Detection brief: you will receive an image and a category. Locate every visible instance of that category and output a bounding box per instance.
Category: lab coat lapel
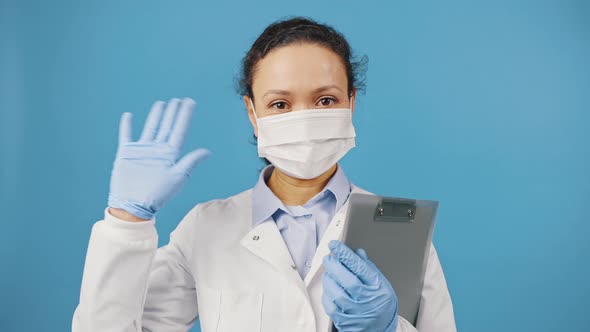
[239,220,306,291]
[303,196,351,286]
[303,185,368,287]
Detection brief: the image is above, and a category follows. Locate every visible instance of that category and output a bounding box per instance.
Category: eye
[317,97,338,107]
[270,101,288,110]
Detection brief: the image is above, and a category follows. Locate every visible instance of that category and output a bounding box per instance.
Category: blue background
[1,0,589,331]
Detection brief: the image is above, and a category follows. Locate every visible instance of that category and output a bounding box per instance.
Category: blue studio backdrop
[1,0,589,331]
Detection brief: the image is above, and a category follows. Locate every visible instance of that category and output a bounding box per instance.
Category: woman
[73,17,456,332]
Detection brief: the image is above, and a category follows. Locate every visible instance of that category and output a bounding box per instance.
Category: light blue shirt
[252,164,352,280]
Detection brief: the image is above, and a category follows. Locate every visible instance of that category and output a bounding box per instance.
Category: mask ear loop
[249,98,259,120]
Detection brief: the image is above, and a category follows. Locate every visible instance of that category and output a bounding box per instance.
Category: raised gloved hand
[107,98,211,220]
[322,240,398,332]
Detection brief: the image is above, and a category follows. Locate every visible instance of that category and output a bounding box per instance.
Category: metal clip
[374,197,417,223]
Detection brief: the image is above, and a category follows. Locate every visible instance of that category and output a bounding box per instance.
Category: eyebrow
[262,84,344,99]
[263,89,290,98]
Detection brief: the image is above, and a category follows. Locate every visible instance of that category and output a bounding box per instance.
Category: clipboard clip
[374,197,416,223]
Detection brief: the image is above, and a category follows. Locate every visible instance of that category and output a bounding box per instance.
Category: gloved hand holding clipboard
[327,193,439,331]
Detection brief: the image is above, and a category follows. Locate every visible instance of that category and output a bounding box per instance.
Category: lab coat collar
[251,165,283,226]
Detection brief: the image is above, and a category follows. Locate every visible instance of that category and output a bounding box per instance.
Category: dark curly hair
[236,16,368,101]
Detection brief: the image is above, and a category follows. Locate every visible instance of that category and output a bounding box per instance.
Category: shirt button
[305,259,312,267]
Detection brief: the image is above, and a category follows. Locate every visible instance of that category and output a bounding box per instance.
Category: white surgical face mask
[250,98,356,179]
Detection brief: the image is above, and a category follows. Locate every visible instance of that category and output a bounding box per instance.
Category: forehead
[251,43,348,95]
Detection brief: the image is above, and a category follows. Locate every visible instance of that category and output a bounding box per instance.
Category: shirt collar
[251,164,351,227]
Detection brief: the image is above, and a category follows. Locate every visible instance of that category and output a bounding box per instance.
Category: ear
[350,88,357,114]
[243,95,258,137]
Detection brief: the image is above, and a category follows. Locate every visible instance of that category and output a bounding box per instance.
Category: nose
[292,103,315,111]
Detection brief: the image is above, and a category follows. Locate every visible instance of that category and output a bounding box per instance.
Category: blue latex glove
[322,240,398,332]
[108,98,210,220]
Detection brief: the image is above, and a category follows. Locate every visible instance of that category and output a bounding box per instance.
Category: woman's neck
[267,164,338,206]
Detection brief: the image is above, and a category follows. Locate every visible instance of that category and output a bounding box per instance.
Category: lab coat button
[252,235,260,241]
[291,264,297,270]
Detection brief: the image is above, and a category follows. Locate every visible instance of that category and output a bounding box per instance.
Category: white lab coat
[72,185,456,332]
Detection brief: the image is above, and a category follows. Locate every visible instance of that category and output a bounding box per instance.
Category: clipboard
[332,193,439,329]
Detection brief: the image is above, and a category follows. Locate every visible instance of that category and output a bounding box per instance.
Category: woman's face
[244,43,356,137]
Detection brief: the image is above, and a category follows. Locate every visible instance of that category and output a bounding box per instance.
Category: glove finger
[362,257,382,278]
[355,248,384,282]
[329,240,379,286]
[139,101,165,142]
[322,272,356,314]
[168,98,195,149]
[355,248,369,260]
[321,288,340,316]
[118,112,133,145]
[174,148,211,176]
[322,254,363,298]
[322,292,354,330]
[155,98,180,142]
